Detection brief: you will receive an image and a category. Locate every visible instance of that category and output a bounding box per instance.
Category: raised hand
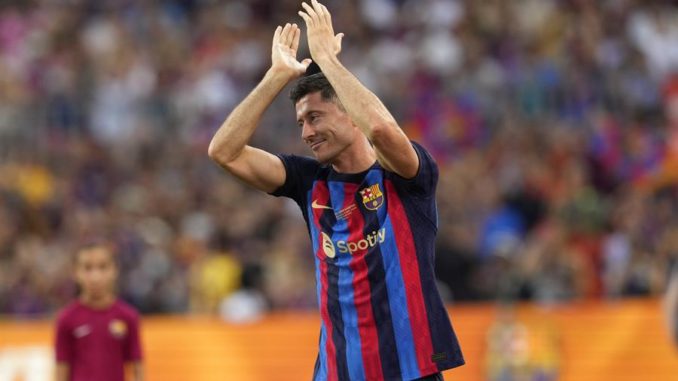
[271,23,312,80]
[298,0,344,65]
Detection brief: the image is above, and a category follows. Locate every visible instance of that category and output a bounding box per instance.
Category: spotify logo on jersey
[321,228,387,258]
[321,232,336,258]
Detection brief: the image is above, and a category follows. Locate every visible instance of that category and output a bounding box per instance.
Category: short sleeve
[269,154,320,203]
[54,316,73,364]
[390,141,439,197]
[124,313,143,362]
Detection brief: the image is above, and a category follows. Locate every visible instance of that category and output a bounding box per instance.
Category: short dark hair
[289,73,342,107]
[73,239,117,265]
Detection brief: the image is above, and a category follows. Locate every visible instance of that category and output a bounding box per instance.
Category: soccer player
[208,1,464,380]
[54,242,143,381]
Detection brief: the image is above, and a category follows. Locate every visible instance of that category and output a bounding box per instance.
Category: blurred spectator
[0,0,677,316]
[219,262,267,324]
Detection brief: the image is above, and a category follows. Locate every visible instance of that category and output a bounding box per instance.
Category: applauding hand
[271,23,312,80]
[298,0,344,65]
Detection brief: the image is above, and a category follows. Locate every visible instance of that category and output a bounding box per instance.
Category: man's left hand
[298,0,344,65]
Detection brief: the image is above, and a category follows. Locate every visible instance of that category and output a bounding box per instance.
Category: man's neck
[330,139,377,174]
[79,294,116,310]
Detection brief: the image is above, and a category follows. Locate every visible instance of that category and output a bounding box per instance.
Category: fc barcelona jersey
[272,142,464,381]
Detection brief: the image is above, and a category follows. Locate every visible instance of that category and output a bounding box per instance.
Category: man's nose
[301,121,315,140]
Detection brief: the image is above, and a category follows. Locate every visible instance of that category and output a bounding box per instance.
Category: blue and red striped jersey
[272,142,464,381]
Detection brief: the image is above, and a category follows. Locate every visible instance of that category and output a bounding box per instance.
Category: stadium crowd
[1,0,677,316]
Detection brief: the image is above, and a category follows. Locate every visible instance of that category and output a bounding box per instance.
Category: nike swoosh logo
[311,200,332,210]
[73,325,92,338]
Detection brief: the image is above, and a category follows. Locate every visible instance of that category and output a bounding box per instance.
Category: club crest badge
[360,184,384,211]
[109,319,128,338]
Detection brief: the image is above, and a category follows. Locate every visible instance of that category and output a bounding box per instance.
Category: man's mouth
[310,139,326,151]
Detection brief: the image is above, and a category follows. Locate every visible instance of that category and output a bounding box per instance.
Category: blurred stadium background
[1,0,678,380]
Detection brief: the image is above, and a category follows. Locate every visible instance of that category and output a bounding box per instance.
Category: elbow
[207,140,220,161]
[368,120,399,144]
[208,139,243,171]
[207,140,233,166]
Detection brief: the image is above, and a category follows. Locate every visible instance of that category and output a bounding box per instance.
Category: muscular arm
[299,0,419,179]
[208,23,311,193]
[208,69,291,193]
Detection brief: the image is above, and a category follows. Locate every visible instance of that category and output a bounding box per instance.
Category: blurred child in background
[665,266,678,347]
[54,242,143,381]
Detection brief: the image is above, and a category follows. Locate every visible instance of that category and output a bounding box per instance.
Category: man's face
[296,92,357,164]
[74,247,117,299]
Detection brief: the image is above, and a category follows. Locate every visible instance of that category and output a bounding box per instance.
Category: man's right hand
[271,23,312,80]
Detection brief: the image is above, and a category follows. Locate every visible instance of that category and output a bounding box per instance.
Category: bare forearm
[299,0,419,178]
[130,362,144,381]
[208,69,291,164]
[315,56,399,139]
[56,364,69,381]
[316,55,418,177]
